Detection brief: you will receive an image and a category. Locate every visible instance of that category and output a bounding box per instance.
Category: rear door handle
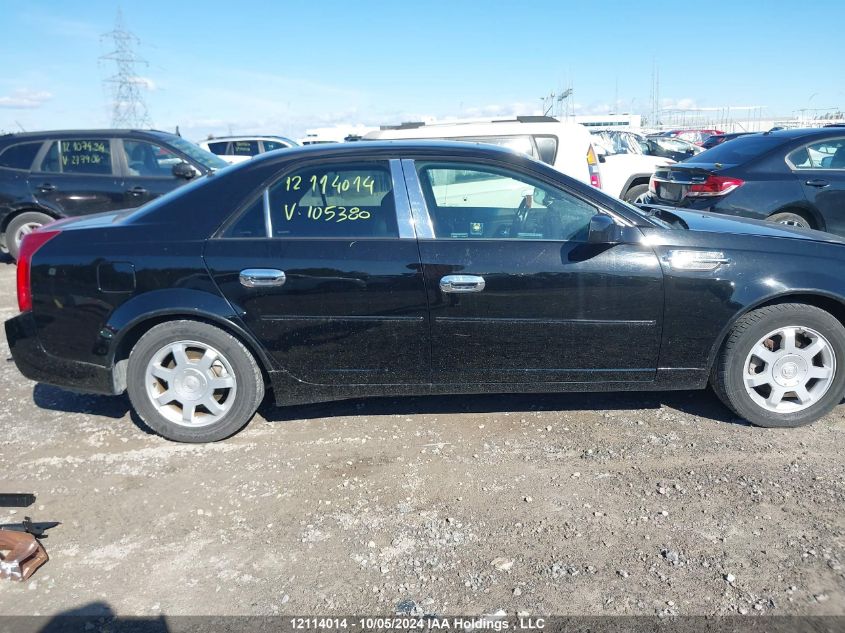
[805,179,829,188]
[239,268,286,288]
[126,186,148,195]
[439,274,486,293]
[36,183,55,192]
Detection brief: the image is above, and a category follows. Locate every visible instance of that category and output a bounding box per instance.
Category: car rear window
[692,135,784,165]
[0,142,42,170]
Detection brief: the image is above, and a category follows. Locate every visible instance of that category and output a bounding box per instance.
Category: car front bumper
[5,312,117,395]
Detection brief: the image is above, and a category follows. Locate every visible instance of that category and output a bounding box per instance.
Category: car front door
[204,159,430,386]
[118,139,194,207]
[788,137,845,236]
[29,138,124,215]
[405,158,664,384]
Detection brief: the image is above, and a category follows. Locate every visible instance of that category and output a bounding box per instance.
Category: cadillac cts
[7,141,845,442]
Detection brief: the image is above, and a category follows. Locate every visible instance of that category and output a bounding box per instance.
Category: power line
[99,8,151,128]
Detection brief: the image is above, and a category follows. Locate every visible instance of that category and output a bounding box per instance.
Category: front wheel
[126,321,264,442]
[711,304,845,427]
[6,211,54,260]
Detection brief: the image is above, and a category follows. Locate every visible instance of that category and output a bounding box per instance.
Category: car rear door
[787,137,845,235]
[203,158,430,386]
[28,138,124,216]
[404,157,664,384]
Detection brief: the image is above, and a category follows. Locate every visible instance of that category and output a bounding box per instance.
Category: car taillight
[687,175,744,197]
[586,145,602,189]
[17,230,60,312]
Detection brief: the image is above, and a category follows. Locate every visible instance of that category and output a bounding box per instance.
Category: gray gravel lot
[0,256,842,617]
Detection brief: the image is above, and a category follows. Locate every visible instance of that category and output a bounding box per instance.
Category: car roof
[202,135,293,142]
[757,127,845,140]
[0,129,178,142]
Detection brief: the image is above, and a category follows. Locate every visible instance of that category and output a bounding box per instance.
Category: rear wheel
[126,321,264,442]
[623,183,650,204]
[711,304,845,427]
[6,211,54,260]
[767,211,812,229]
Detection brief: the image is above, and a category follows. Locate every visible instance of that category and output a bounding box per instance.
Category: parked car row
[9,140,845,442]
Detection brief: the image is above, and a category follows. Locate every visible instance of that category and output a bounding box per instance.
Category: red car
[660,129,724,146]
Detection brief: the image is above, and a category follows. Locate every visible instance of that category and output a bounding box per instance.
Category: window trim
[785,136,845,171]
[214,157,409,240]
[403,156,626,243]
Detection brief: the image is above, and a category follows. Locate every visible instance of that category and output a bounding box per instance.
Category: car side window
[223,162,398,239]
[789,139,845,169]
[40,140,113,175]
[262,140,287,152]
[0,142,42,170]
[231,140,260,157]
[416,162,597,241]
[123,140,181,178]
[207,141,230,155]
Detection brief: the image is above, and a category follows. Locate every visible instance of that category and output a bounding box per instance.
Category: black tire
[767,211,812,229]
[6,211,55,260]
[711,303,845,428]
[126,320,264,442]
[623,183,650,203]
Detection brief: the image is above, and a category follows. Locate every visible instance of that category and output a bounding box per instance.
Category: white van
[363,116,602,188]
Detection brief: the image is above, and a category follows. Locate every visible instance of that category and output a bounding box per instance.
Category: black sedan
[646,127,845,233]
[7,141,845,442]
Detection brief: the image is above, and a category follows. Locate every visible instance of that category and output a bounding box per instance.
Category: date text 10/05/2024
[289,617,546,631]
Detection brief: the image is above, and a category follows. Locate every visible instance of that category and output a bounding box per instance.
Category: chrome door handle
[805,179,829,188]
[239,268,286,288]
[439,274,485,293]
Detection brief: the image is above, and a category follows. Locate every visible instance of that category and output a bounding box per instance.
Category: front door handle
[36,183,55,192]
[239,268,286,288]
[805,179,829,188]
[126,186,148,196]
[439,274,486,293]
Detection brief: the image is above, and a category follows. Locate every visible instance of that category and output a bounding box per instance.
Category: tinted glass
[268,162,397,238]
[262,140,287,152]
[224,195,267,238]
[534,136,558,165]
[417,162,597,241]
[231,140,260,156]
[788,138,845,169]
[59,139,112,175]
[123,140,181,177]
[207,142,229,155]
[0,142,42,170]
[40,142,60,172]
[692,135,784,165]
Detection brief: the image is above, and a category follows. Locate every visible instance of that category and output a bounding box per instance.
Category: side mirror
[587,214,622,244]
[172,162,195,179]
[598,154,607,163]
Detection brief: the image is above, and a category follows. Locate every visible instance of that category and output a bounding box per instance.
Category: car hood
[643,205,845,245]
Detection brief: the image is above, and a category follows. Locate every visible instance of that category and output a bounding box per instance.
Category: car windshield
[690,135,784,165]
[159,135,229,171]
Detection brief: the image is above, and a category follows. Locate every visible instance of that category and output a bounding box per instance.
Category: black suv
[646,127,845,234]
[0,129,229,259]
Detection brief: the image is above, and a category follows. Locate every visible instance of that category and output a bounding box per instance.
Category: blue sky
[0,0,843,141]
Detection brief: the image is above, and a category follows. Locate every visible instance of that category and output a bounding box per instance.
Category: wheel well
[708,293,845,372]
[624,177,650,195]
[111,314,272,394]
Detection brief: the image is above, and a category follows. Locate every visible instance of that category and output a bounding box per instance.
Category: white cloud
[129,76,156,91]
[0,88,53,109]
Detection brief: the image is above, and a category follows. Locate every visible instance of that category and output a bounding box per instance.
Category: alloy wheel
[743,325,835,413]
[144,340,238,427]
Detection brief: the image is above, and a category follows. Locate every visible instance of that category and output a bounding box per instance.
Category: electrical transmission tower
[100,9,151,128]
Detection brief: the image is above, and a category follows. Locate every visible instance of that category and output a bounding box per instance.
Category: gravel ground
[0,255,843,618]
